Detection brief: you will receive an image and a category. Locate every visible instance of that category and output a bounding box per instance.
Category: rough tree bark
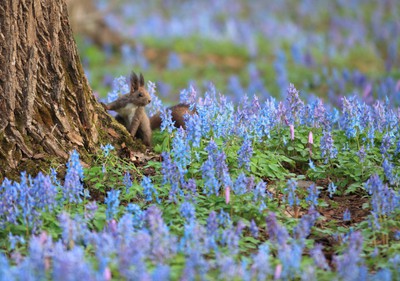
[0,0,143,181]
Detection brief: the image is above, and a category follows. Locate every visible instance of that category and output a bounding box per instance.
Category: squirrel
[150,103,195,130]
[105,72,152,146]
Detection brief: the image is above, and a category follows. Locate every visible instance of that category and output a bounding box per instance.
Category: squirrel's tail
[150,113,162,130]
[150,103,194,130]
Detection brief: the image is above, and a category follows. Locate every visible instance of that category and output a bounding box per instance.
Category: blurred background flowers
[66,0,400,106]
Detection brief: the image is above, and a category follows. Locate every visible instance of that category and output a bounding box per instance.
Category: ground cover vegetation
[1,0,400,280]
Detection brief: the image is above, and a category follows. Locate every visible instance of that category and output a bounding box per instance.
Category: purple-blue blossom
[123,172,133,191]
[320,130,338,164]
[249,219,259,238]
[180,201,196,222]
[265,212,289,245]
[250,243,271,280]
[126,203,145,229]
[286,83,304,124]
[172,127,191,175]
[147,80,164,117]
[0,172,58,232]
[382,158,398,185]
[305,184,319,207]
[106,76,129,103]
[233,173,249,195]
[145,206,177,263]
[284,179,299,207]
[365,174,399,216]
[100,143,114,157]
[179,85,197,105]
[142,176,160,203]
[201,156,219,196]
[206,211,218,237]
[185,113,202,147]
[357,145,367,162]
[253,180,266,202]
[238,136,253,171]
[343,208,351,222]
[218,210,232,228]
[334,231,364,281]
[63,150,84,204]
[328,182,337,198]
[293,208,319,240]
[310,244,330,270]
[105,189,120,221]
[84,201,98,220]
[160,108,175,133]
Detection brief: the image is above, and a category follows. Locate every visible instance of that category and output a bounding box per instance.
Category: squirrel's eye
[138,93,143,97]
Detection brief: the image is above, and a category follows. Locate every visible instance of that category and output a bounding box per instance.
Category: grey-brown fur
[150,103,195,130]
[106,72,152,146]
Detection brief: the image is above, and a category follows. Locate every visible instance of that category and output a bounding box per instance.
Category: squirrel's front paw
[100,102,109,110]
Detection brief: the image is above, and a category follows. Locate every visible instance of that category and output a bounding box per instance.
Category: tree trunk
[0,0,142,181]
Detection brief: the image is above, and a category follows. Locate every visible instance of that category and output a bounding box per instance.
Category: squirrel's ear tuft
[130,71,139,91]
[139,73,145,87]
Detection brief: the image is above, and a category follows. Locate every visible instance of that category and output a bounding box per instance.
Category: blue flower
[52,242,96,280]
[380,132,393,156]
[63,150,84,204]
[142,176,160,203]
[328,182,337,198]
[308,159,316,170]
[84,201,97,220]
[357,145,366,162]
[123,172,133,191]
[233,173,250,195]
[161,152,181,186]
[250,243,271,280]
[185,113,202,147]
[167,52,182,70]
[218,210,231,228]
[106,76,129,103]
[320,130,338,164]
[105,189,120,221]
[145,206,177,263]
[278,241,303,279]
[343,208,351,222]
[172,128,191,175]
[8,233,25,250]
[206,211,218,237]
[180,201,196,223]
[365,174,399,216]
[293,208,319,240]
[334,231,364,281]
[382,158,398,185]
[147,81,164,117]
[284,179,299,207]
[238,137,253,171]
[285,83,304,124]
[341,96,361,138]
[265,212,289,245]
[305,184,319,207]
[310,244,330,270]
[100,143,114,157]
[152,264,171,281]
[179,85,197,105]
[253,180,266,202]
[160,108,175,133]
[249,219,259,238]
[126,203,145,229]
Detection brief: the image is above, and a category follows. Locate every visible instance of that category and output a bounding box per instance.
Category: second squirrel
[150,103,195,130]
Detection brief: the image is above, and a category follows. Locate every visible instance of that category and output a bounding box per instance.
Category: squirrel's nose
[148,99,151,104]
